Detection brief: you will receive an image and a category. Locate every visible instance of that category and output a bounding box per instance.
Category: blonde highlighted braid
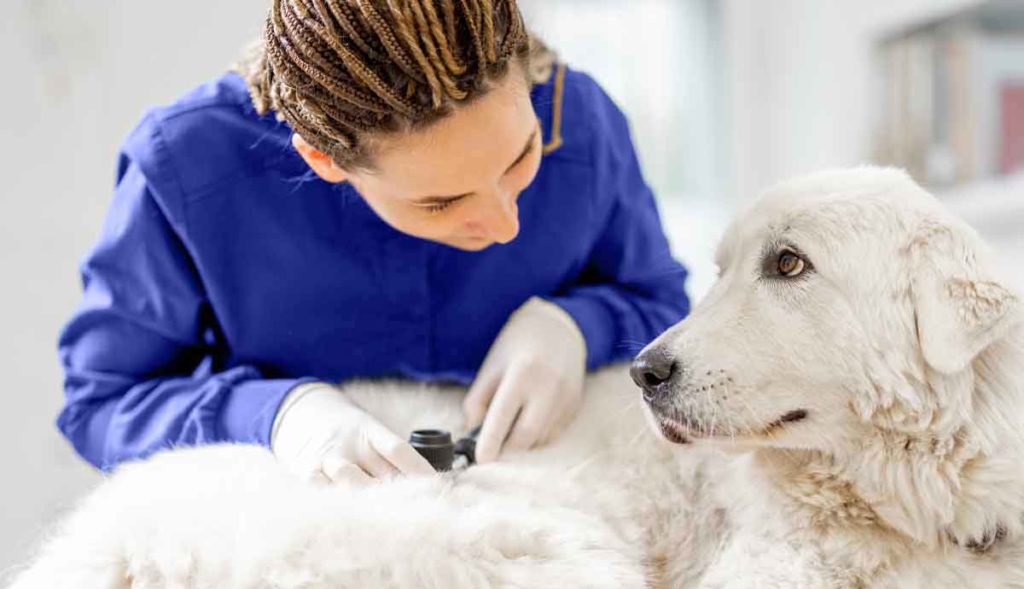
[235,0,555,169]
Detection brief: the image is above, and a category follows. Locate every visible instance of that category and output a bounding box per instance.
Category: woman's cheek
[507,152,542,193]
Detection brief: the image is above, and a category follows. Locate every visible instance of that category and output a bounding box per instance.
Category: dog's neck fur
[752,325,1024,577]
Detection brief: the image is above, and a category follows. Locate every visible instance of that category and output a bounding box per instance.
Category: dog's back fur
[6,369,729,589]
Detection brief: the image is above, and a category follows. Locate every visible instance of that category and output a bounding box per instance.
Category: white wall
[0,0,263,571]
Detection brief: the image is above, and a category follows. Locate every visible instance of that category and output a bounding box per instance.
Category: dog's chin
[651,408,809,445]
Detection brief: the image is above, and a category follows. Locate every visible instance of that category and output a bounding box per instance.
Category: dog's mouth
[655,409,808,445]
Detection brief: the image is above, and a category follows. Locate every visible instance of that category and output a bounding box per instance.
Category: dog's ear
[909,218,1019,374]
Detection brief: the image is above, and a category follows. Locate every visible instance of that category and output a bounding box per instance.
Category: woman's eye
[777,251,807,278]
[423,197,465,214]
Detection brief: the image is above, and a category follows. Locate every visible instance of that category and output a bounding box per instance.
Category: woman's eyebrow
[412,127,539,205]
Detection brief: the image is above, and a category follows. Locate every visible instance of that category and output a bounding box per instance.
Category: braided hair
[236,0,546,169]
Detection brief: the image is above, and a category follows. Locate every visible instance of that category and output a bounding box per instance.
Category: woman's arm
[57,157,313,470]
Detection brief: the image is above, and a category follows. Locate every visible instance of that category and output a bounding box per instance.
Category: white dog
[633,167,1024,587]
[7,168,1023,588]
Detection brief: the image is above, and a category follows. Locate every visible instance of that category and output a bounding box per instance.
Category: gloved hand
[463,297,587,464]
[271,383,435,485]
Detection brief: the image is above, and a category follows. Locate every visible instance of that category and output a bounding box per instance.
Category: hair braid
[308,0,422,116]
[414,0,466,77]
[324,0,382,61]
[355,0,425,82]
[276,82,358,150]
[476,0,497,63]
[440,0,459,55]
[237,0,532,168]
[385,1,446,107]
[279,1,344,78]
[265,34,378,150]
[402,0,467,101]
[496,0,525,63]
[456,0,487,73]
[271,7,386,114]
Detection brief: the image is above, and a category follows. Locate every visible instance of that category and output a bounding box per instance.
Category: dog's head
[634,167,1020,453]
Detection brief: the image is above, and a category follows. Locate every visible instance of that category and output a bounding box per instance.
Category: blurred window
[521,0,723,203]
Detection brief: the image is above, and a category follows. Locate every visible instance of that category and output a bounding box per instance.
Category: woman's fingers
[502,394,555,453]
[474,376,526,464]
[320,452,374,487]
[318,428,434,485]
[543,390,583,445]
[367,424,436,476]
[358,445,401,479]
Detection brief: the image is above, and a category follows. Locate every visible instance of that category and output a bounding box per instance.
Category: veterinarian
[57,0,689,484]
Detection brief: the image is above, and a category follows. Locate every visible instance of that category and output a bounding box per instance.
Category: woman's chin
[441,236,495,252]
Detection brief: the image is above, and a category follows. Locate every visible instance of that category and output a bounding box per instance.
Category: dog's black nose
[631,348,678,404]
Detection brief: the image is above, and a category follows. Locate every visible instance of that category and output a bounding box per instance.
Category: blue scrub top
[57,65,690,470]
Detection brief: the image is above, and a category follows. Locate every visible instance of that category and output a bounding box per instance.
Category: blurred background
[1,0,1022,573]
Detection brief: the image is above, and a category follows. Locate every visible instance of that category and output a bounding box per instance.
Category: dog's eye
[777,251,806,278]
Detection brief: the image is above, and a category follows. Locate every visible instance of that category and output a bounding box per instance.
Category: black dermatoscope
[409,427,482,471]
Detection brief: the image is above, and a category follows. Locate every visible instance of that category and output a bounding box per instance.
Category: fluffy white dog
[633,167,1024,587]
[7,168,1023,588]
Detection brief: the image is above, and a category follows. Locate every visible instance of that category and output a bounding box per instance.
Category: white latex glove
[463,297,587,464]
[271,383,435,486]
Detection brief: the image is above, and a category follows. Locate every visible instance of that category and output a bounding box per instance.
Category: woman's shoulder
[120,72,297,202]
[531,64,632,167]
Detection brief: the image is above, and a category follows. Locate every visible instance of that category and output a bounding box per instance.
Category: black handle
[454,426,482,465]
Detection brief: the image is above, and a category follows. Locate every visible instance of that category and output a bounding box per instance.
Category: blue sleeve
[57,154,313,471]
[544,84,690,369]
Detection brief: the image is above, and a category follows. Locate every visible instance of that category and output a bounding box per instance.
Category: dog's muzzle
[630,347,678,406]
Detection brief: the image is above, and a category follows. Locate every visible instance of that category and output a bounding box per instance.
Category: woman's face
[298,68,543,252]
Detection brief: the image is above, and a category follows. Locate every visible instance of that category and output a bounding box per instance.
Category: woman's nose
[477,192,520,244]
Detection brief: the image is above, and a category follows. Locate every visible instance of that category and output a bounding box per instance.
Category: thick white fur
[6,167,1023,588]
[5,369,724,589]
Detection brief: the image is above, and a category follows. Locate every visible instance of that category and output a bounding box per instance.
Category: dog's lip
[769,409,808,428]
[656,409,808,441]
[657,420,691,445]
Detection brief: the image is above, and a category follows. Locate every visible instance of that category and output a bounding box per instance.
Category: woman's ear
[292,134,348,183]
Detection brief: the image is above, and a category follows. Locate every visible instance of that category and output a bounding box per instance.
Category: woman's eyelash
[427,200,457,214]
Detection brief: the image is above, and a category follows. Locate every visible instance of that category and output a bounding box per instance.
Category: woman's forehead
[366,80,538,198]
